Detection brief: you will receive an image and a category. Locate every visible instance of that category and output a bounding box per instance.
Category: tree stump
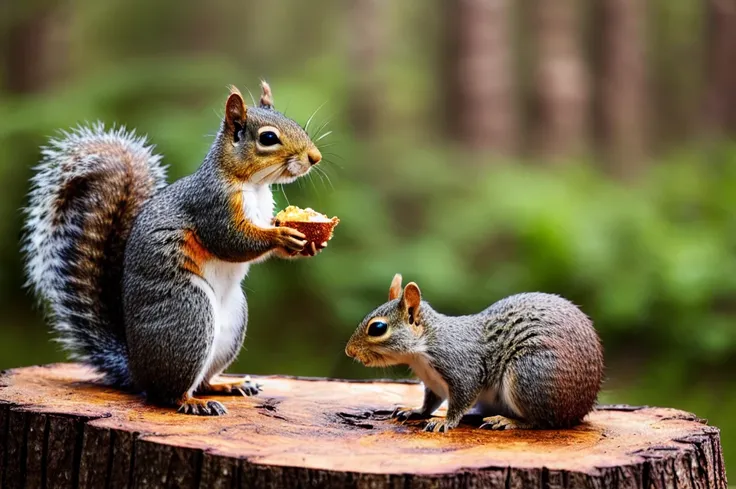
[0,364,727,489]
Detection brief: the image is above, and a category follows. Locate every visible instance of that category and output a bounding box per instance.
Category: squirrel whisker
[315,130,333,143]
[243,85,257,106]
[25,83,331,416]
[278,184,290,206]
[312,165,334,190]
[345,276,604,432]
[307,168,324,189]
[304,101,328,134]
[312,116,335,142]
[267,165,292,185]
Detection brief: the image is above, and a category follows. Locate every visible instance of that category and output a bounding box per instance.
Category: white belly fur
[409,354,450,400]
[187,183,274,393]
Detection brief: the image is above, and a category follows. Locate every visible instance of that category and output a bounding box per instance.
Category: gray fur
[122,159,253,403]
[346,285,604,432]
[23,123,166,387]
[24,87,321,412]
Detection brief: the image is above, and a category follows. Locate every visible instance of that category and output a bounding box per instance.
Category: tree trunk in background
[702,0,736,138]
[597,0,647,178]
[444,0,517,154]
[1,3,69,93]
[532,0,589,160]
[347,0,388,137]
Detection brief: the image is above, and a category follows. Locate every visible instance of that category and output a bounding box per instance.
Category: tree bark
[596,0,648,178]
[443,0,517,154]
[347,0,388,137]
[702,0,736,138]
[1,2,70,94]
[532,0,589,159]
[0,364,728,489]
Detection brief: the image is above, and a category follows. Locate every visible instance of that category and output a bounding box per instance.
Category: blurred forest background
[1,0,735,470]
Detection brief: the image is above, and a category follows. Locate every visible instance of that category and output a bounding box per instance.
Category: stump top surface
[0,364,719,476]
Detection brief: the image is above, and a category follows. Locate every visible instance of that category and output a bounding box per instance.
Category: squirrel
[345,274,604,433]
[23,81,327,416]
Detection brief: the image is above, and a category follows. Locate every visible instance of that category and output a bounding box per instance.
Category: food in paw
[273,206,339,255]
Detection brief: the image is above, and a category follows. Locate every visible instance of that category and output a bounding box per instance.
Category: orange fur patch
[228,190,248,233]
[181,230,212,276]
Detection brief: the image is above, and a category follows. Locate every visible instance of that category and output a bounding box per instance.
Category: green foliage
[0,60,733,468]
[247,144,736,466]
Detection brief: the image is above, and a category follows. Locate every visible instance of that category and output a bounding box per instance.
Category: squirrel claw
[479,415,523,430]
[303,241,328,257]
[392,407,425,423]
[275,227,308,254]
[424,419,448,433]
[198,377,262,397]
[177,400,228,416]
[234,380,262,397]
[305,242,318,256]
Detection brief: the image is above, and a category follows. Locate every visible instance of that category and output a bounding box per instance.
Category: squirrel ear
[259,80,274,109]
[402,282,421,324]
[225,86,247,136]
[389,273,402,301]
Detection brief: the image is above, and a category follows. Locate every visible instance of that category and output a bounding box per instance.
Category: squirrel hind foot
[479,415,532,430]
[176,396,228,416]
[198,377,262,397]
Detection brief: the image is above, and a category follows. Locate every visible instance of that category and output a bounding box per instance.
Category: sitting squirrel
[345,274,604,432]
[24,82,326,415]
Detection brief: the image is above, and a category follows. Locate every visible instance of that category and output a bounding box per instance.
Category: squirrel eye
[258,131,281,146]
[367,321,388,337]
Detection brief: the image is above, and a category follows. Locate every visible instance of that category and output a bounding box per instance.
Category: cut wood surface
[0,363,728,488]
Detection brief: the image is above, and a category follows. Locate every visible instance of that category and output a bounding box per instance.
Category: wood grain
[0,364,727,488]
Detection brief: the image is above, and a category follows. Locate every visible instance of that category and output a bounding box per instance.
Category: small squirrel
[345,274,604,432]
[24,81,326,415]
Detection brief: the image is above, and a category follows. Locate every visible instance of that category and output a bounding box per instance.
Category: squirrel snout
[345,344,357,358]
[307,148,322,165]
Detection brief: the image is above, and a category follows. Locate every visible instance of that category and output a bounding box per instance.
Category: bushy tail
[23,123,167,387]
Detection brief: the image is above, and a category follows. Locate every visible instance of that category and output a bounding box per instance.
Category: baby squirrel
[345,274,604,432]
[24,82,326,416]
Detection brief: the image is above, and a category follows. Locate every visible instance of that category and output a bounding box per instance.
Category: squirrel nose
[307,148,322,166]
[345,345,356,358]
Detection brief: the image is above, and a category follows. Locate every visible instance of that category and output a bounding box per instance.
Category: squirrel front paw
[177,398,228,416]
[273,227,307,255]
[301,240,329,257]
[392,407,430,422]
[234,379,262,396]
[424,418,455,433]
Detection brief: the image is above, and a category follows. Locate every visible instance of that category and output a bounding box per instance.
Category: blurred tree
[702,0,736,138]
[648,0,704,149]
[596,0,648,178]
[347,0,388,137]
[1,1,70,93]
[532,0,589,159]
[443,0,517,154]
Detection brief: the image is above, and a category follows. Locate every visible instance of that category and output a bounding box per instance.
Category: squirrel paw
[392,407,429,423]
[177,398,228,416]
[234,380,262,397]
[423,418,451,433]
[199,376,262,397]
[302,241,328,257]
[274,227,307,255]
[479,415,526,430]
